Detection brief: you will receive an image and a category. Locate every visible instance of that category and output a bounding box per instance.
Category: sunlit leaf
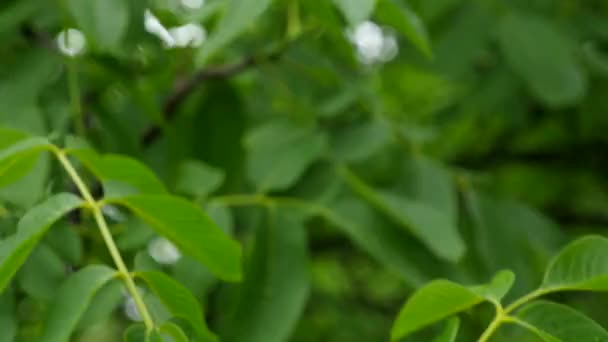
[106,195,241,281]
[515,300,608,341]
[69,149,167,196]
[542,235,608,291]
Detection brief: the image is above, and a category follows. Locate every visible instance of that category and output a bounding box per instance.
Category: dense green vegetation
[1,0,608,341]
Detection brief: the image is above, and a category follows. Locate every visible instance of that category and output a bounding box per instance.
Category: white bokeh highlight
[56,29,86,57]
[148,237,182,265]
[168,23,206,48]
[123,296,142,322]
[347,21,399,65]
[144,9,176,47]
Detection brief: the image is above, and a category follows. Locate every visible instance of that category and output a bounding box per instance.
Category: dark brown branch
[141,49,283,147]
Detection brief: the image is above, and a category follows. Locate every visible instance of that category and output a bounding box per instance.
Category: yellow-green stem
[478,304,505,342]
[54,150,155,330]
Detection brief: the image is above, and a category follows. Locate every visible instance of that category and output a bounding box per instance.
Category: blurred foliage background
[1,0,608,341]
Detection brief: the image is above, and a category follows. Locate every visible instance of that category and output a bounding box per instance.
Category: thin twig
[141,48,283,146]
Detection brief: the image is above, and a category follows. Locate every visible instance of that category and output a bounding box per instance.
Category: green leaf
[400,156,457,224]
[159,322,189,342]
[497,13,586,107]
[329,197,433,287]
[18,244,66,300]
[245,121,327,192]
[0,127,39,187]
[541,235,608,291]
[39,265,117,342]
[0,290,16,342]
[515,300,608,341]
[175,159,225,199]
[339,167,465,262]
[124,324,146,342]
[106,195,241,281]
[222,210,310,342]
[135,271,218,342]
[0,193,83,292]
[0,136,52,182]
[333,0,377,25]
[69,149,167,196]
[196,0,274,65]
[391,280,482,341]
[432,317,460,342]
[469,270,515,302]
[66,0,129,51]
[375,0,432,58]
[330,119,391,162]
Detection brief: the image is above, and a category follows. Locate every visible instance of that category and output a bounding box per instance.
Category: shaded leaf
[18,244,65,300]
[222,210,310,342]
[432,317,460,342]
[66,0,129,50]
[0,290,16,342]
[196,0,274,65]
[40,265,117,342]
[375,0,432,58]
[542,235,608,291]
[136,271,217,342]
[340,167,465,262]
[497,13,586,107]
[107,195,241,281]
[333,0,377,25]
[175,159,225,199]
[159,322,189,342]
[0,193,83,292]
[515,300,608,341]
[329,196,433,287]
[330,119,391,162]
[245,121,327,192]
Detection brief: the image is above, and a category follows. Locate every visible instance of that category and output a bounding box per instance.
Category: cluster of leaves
[0,0,607,341]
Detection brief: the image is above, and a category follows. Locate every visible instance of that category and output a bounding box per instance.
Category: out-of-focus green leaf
[45,223,82,265]
[541,235,608,291]
[329,197,431,287]
[68,149,167,197]
[333,0,376,25]
[136,271,217,342]
[340,167,465,262]
[497,13,586,107]
[196,0,274,65]
[515,300,608,341]
[222,210,310,342]
[432,317,460,342]
[39,265,117,342]
[330,119,391,162]
[0,193,83,292]
[175,159,225,199]
[0,290,16,342]
[18,244,65,300]
[106,195,242,281]
[375,0,432,58]
[245,121,327,192]
[159,322,189,342]
[66,0,129,51]
[123,324,146,342]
